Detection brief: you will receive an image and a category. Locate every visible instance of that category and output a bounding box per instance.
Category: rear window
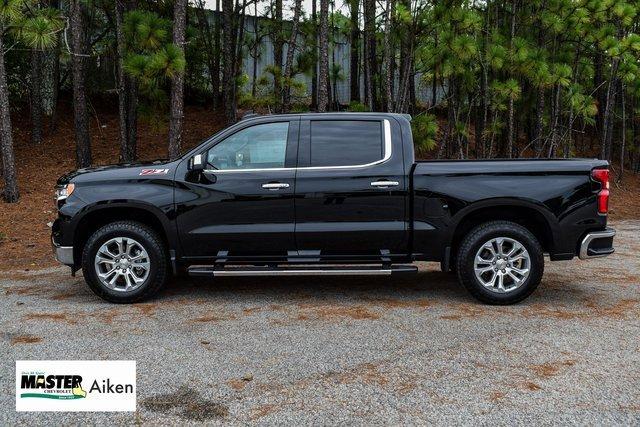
[310,120,383,167]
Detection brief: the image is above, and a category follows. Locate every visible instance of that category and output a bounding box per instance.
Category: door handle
[262,182,290,190]
[370,180,399,188]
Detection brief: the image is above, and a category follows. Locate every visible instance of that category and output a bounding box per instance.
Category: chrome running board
[187,265,418,277]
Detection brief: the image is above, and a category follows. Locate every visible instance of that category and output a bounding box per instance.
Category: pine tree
[282,0,303,112]
[349,0,360,103]
[317,0,329,112]
[0,26,17,202]
[168,0,188,160]
[70,0,92,168]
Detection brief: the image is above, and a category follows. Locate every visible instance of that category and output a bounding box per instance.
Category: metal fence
[229,13,447,106]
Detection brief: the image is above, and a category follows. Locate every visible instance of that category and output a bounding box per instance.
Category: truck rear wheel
[456,221,544,305]
[81,221,168,303]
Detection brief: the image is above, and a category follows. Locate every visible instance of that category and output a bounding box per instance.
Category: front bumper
[52,236,74,266]
[579,228,615,259]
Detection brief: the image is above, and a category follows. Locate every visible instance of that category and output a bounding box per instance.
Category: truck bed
[414,158,609,174]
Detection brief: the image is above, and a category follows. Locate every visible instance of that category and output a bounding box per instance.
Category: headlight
[55,183,75,202]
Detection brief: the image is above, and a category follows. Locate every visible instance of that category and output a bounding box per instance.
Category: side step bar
[187,265,418,277]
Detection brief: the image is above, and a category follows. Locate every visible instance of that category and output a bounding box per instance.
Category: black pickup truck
[52,113,615,304]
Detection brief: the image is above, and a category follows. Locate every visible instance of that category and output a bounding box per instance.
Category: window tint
[207,122,289,170]
[310,120,383,167]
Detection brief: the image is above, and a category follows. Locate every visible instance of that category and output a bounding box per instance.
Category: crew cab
[52,113,615,304]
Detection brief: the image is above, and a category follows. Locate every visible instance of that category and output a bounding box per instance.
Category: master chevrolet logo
[16,361,136,412]
[20,374,86,399]
[20,373,133,399]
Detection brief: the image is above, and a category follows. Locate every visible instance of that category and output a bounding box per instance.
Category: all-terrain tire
[81,221,168,303]
[456,221,544,305]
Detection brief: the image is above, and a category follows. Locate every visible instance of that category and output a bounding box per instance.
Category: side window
[310,120,383,167]
[207,122,289,170]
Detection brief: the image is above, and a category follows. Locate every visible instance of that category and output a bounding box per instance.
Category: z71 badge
[139,168,169,176]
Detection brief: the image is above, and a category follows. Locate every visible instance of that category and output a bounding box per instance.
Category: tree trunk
[477,3,489,158]
[222,0,238,123]
[273,0,283,106]
[445,77,456,158]
[282,0,303,112]
[547,84,561,157]
[329,2,336,109]
[408,62,416,113]
[213,0,221,108]
[594,52,605,140]
[564,108,573,158]
[49,0,61,133]
[70,0,91,168]
[395,50,412,113]
[506,96,515,158]
[532,86,544,157]
[506,0,517,158]
[600,58,619,160]
[618,82,625,181]
[233,0,247,87]
[168,0,187,160]
[363,0,376,110]
[382,0,394,112]
[116,0,137,162]
[317,0,329,112]
[125,80,138,157]
[195,0,220,110]
[431,31,438,108]
[310,0,318,110]
[116,0,127,161]
[431,72,437,107]
[349,0,359,102]
[605,87,616,161]
[30,49,43,144]
[531,13,544,158]
[633,95,639,173]
[251,0,258,97]
[0,32,18,202]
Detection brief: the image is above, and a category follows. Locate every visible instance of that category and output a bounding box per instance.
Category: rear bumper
[579,228,615,260]
[52,236,74,266]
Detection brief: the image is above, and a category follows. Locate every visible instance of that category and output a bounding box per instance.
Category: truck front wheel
[81,221,168,303]
[456,221,544,305]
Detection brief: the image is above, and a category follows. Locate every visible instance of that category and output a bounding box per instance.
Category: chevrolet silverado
[52,113,615,304]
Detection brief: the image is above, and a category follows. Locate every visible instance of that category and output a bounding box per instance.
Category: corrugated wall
[217,12,447,106]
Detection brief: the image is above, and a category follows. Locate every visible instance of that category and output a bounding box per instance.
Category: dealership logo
[20,373,87,399]
[16,361,136,412]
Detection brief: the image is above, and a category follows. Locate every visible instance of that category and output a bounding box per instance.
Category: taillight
[592,169,609,215]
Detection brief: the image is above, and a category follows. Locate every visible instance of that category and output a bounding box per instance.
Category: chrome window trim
[203,119,392,173]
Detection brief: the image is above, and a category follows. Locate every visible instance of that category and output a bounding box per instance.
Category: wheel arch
[448,199,557,259]
[72,202,175,267]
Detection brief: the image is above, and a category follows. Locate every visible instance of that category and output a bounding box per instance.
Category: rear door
[293,117,408,259]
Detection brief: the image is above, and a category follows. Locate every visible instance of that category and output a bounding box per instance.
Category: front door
[176,118,299,261]
[293,117,408,259]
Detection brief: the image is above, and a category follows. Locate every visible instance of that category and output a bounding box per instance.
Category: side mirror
[189,154,205,171]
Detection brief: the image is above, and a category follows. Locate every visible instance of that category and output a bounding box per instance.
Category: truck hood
[56,159,174,185]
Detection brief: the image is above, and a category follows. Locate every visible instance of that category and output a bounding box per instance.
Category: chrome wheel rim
[94,237,150,292]
[474,237,530,294]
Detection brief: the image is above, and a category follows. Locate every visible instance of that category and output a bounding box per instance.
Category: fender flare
[71,200,178,250]
[445,197,559,249]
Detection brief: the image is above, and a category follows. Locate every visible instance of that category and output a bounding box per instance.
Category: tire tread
[81,221,168,303]
[456,220,544,305]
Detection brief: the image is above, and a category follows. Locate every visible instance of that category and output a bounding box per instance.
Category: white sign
[16,360,136,412]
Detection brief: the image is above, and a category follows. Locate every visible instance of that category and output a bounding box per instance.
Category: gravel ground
[1,220,639,425]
